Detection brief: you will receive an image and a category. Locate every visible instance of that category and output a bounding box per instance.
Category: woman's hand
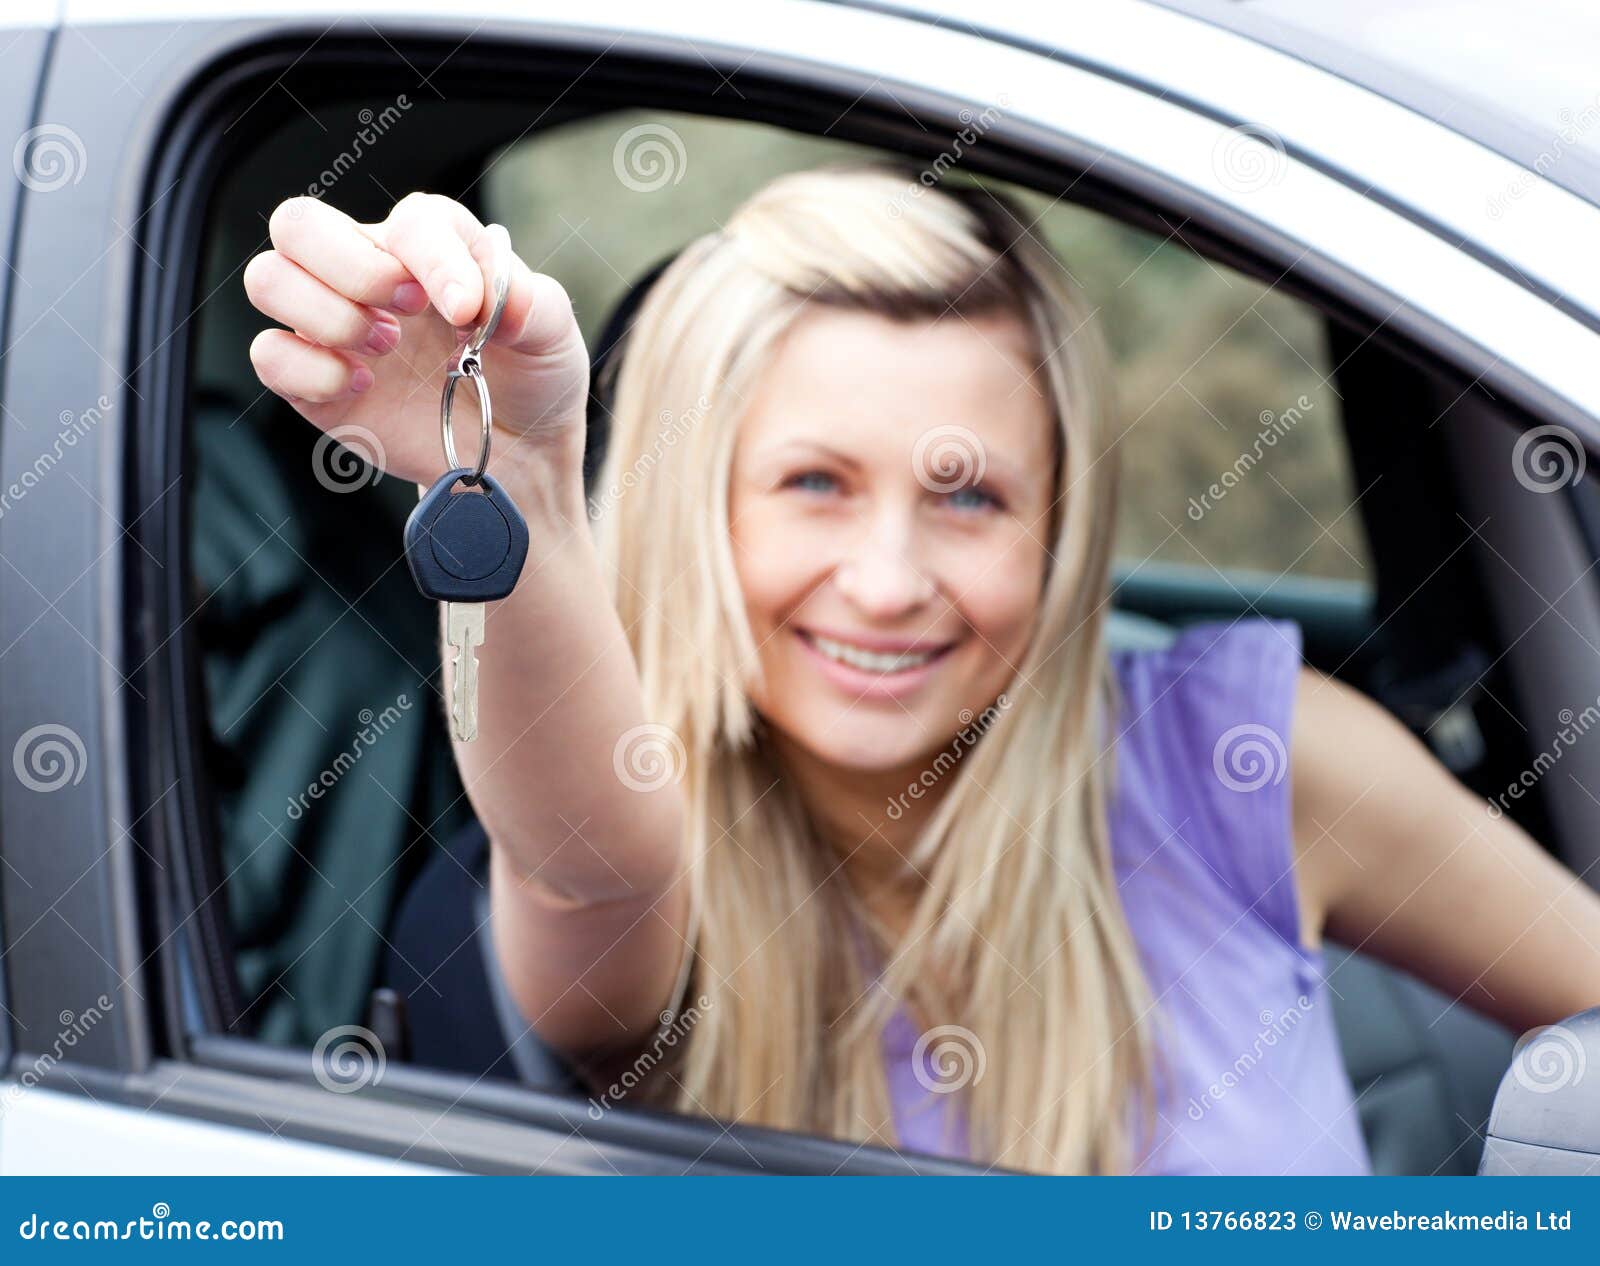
[244,192,590,486]
[246,195,686,1061]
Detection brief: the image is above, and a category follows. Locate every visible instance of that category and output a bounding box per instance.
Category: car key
[404,222,525,741]
[405,468,529,741]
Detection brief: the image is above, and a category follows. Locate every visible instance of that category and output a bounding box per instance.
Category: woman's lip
[794,628,955,699]
[796,626,957,655]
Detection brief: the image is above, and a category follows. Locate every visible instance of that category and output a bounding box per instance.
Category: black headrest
[583,251,681,490]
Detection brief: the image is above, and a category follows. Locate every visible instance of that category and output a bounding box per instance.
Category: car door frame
[5,0,1600,1173]
[0,9,57,1093]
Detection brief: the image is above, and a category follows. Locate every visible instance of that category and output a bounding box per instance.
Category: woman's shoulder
[1108,613,1303,705]
[1106,614,1308,945]
[1106,612,1305,794]
[1107,614,1304,763]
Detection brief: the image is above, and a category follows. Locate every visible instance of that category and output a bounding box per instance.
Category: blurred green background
[484,109,1369,584]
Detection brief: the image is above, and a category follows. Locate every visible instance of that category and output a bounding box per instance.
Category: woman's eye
[784,470,838,494]
[945,485,1003,512]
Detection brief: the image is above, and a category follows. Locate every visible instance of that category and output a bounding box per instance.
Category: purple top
[885,618,1373,1175]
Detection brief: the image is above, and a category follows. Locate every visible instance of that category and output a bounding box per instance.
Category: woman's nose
[832,514,936,617]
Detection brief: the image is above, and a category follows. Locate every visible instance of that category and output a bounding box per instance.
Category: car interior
[159,63,1600,1174]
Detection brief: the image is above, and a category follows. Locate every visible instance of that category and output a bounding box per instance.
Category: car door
[3,0,1599,1175]
[0,6,56,1131]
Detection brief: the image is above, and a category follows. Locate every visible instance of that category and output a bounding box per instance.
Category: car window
[1074,209,1367,584]
[191,105,1370,1111]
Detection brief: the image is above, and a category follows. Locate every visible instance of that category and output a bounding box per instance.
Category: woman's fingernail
[350,366,375,394]
[441,281,467,322]
[364,315,401,354]
[390,281,427,313]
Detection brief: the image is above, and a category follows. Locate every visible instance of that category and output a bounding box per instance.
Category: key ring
[440,222,512,485]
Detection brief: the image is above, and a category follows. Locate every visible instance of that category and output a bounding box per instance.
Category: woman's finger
[475,226,578,358]
[249,328,374,403]
[376,192,490,328]
[243,250,402,356]
[268,196,417,312]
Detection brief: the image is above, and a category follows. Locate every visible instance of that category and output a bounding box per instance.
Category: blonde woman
[244,165,1600,1174]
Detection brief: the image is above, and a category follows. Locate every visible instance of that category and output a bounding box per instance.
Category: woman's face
[729,305,1058,776]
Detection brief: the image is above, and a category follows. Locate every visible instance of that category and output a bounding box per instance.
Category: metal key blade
[446,602,485,742]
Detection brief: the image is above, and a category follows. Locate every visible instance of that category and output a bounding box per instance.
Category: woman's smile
[793,625,960,700]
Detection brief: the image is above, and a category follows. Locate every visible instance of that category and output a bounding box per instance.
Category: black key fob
[404,468,529,603]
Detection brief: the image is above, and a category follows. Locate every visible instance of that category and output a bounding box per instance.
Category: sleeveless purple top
[884,618,1373,1175]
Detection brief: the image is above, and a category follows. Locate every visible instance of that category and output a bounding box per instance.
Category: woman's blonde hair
[590,162,1157,1173]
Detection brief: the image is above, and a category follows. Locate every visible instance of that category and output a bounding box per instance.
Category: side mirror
[1478,1009,1600,1174]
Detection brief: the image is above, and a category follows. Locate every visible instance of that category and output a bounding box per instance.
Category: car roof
[1147,0,1600,207]
[851,0,1600,209]
[39,0,1600,211]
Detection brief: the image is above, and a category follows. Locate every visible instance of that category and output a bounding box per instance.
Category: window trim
[855,0,1600,328]
[0,19,55,1080]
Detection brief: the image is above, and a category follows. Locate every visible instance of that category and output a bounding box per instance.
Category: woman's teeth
[809,633,942,674]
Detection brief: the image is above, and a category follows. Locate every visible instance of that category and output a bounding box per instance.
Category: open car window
[190,106,1363,1058]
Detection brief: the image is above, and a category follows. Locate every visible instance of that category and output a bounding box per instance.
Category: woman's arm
[243,191,688,1060]
[453,449,691,1060]
[1290,665,1600,1033]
